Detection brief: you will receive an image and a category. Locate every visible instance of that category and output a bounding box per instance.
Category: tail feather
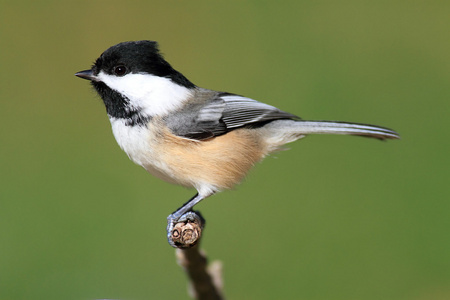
[263,120,399,149]
[293,120,400,140]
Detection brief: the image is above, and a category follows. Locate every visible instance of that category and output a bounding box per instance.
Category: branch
[172,213,224,300]
[169,212,204,248]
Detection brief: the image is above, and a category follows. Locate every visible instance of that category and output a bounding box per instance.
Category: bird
[75,40,399,247]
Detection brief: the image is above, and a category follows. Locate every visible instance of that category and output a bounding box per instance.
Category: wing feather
[165,91,298,140]
[220,94,299,128]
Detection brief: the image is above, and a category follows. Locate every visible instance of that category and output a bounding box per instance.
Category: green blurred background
[1,1,449,299]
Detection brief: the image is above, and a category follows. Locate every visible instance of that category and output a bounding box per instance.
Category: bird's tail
[289,120,399,140]
[262,119,399,151]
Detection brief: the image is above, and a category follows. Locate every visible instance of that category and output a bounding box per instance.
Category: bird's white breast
[110,118,151,165]
[109,117,183,185]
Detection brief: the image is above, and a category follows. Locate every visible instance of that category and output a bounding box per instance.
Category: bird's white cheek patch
[97,72,192,116]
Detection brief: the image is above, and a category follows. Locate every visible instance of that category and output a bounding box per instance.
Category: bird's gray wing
[165,91,299,140]
[219,93,299,129]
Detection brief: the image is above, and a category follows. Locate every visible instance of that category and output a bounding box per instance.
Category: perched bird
[76,40,399,247]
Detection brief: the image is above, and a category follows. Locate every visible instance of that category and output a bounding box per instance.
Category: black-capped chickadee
[76,40,399,247]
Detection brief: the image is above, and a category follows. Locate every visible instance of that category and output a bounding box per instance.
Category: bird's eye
[113,65,127,76]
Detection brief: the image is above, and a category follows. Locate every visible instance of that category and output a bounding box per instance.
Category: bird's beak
[75,69,96,81]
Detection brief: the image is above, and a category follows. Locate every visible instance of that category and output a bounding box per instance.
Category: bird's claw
[167,211,205,248]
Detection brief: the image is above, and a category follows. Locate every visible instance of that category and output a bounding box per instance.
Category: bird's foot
[167,210,205,248]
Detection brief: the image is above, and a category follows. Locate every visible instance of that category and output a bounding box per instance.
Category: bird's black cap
[89,40,195,88]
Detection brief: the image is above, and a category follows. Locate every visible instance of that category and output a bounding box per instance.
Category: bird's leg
[167,193,208,248]
[169,193,205,220]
